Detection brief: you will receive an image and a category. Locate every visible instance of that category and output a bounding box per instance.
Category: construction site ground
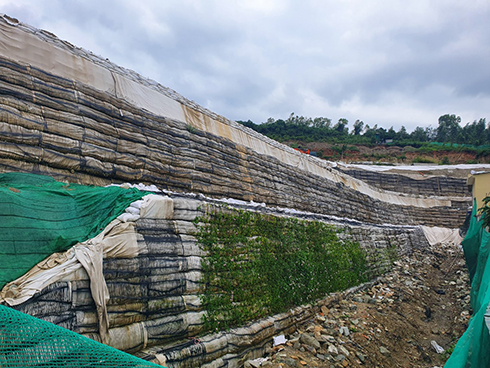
[250,241,470,368]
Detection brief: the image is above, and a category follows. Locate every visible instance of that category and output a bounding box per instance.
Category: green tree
[352,120,364,135]
[334,118,349,135]
[436,114,462,142]
[397,126,410,140]
[312,117,332,129]
[410,126,428,142]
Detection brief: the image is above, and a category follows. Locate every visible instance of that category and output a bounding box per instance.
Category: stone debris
[430,340,445,354]
[250,241,470,367]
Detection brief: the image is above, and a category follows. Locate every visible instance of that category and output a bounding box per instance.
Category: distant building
[467,171,490,209]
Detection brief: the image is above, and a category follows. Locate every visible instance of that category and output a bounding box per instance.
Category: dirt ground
[251,241,470,368]
[292,142,490,165]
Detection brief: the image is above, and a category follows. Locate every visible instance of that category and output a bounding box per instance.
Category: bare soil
[289,142,489,165]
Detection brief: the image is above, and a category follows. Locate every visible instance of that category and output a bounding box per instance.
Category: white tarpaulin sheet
[0,194,173,342]
[421,226,463,247]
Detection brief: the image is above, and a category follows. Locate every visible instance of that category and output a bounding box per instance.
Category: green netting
[0,304,161,367]
[445,202,490,368]
[0,172,147,289]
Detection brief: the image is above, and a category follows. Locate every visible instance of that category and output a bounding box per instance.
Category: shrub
[439,156,451,165]
[412,156,436,164]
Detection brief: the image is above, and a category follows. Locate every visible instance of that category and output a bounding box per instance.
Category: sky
[2,0,490,133]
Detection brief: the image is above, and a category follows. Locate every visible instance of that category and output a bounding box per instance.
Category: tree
[312,117,332,129]
[352,120,364,135]
[436,114,462,142]
[397,126,410,140]
[462,118,487,146]
[333,118,349,135]
[411,126,428,142]
[425,126,436,141]
[386,126,396,140]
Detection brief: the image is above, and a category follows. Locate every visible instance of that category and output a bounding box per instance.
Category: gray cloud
[2,0,490,131]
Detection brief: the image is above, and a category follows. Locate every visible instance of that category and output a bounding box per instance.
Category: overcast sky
[2,0,490,132]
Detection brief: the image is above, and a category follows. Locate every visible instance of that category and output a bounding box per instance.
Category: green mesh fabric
[0,304,161,367]
[445,202,490,367]
[0,172,147,289]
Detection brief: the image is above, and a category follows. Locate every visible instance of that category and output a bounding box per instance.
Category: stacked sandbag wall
[337,168,469,197]
[0,55,467,228]
[10,194,430,367]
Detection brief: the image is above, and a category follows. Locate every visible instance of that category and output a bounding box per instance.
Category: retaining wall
[0,15,471,367]
[0,15,471,229]
[0,54,468,228]
[9,195,430,367]
[337,168,469,197]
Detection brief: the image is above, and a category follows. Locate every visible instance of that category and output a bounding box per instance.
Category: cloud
[2,0,490,131]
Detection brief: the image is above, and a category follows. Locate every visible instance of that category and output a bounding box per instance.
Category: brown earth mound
[289,142,489,165]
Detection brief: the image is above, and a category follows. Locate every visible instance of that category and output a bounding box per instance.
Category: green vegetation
[238,113,490,150]
[479,196,490,230]
[195,208,384,332]
[412,156,436,164]
[439,156,451,165]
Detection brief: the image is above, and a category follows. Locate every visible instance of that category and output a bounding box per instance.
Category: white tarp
[421,226,463,247]
[0,194,173,342]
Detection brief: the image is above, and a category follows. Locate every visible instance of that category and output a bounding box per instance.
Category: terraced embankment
[0,14,476,368]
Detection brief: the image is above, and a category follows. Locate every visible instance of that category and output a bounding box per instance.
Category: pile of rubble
[246,241,470,368]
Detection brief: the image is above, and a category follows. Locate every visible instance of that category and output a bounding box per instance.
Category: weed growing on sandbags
[195,209,372,332]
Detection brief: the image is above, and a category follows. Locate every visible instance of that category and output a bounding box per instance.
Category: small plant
[186,124,198,134]
[442,340,458,360]
[478,196,490,230]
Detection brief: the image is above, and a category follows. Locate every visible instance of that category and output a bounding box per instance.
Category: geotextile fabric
[0,172,147,290]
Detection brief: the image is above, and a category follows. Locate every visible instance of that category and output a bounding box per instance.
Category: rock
[248,360,261,368]
[321,305,330,315]
[316,353,326,361]
[339,345,350,357]
[299,333,321,350]
[302,344,317,354]
[261,362,272,368]
[317,334,329,343]
[325,335,336,343]
[339,326,350,336]
[306,325,316,333]
[379,346,390,355]
[356,352,366,363]
[336,354,346,361]
[284,358,298,367]
[327,344,338,355]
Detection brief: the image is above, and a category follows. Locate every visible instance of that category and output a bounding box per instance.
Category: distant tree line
[237,113,490,147]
